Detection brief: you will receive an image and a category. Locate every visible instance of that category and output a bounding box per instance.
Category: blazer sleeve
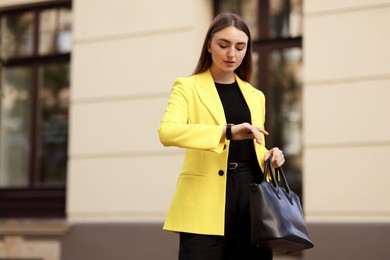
[250,88,269,168]
[158,78,225,153]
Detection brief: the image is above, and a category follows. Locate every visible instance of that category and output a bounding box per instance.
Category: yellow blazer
[158,69,268,236]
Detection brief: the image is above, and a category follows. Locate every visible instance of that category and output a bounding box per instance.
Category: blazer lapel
[194,70,226,125]
[193,70,262,126]
[236,75,262,126]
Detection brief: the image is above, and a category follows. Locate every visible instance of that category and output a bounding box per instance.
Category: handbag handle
[263,156,294,204]
[263,156,278,186]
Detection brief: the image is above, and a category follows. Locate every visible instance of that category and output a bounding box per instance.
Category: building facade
[0,0,389,259]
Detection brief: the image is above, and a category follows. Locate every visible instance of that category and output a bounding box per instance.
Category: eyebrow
[217,38,247,45]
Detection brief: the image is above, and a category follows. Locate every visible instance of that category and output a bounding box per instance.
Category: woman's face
[208,25,248,75]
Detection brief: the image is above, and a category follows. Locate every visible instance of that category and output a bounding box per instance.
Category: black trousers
[179,162,273,260]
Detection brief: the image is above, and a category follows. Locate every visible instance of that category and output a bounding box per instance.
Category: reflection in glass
[39,8,72,55]
[269,0,303,38]
[0,12,34,59]
[218,0,259,40]
[38,63,70,185]
[268,47,303,195]
[0,67,32,187]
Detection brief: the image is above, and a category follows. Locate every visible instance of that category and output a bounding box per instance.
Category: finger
[272,155,283,166]
[272,150,285,167]
[267,147,278,162]
[275,158,285,168]
[272,155,282,167]
[256,127,269,136]
[245,125,260,144]
[252,129,262,144]
[272,153,278,164]
[263,151,271,162]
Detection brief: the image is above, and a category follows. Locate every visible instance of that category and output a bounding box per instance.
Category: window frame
[0,0,71,218]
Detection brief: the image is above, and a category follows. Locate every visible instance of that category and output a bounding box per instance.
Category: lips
[224,61,236,66]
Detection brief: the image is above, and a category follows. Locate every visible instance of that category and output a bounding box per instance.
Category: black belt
[228,162,253,170]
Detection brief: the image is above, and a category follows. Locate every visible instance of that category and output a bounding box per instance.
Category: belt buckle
[229,162,238,170]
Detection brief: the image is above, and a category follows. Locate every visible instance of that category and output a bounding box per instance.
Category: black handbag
[249,157,314,254]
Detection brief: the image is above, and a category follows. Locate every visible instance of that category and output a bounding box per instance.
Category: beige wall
[68,0,213,222]
[303,0,390,222]
[2,0,390,258]
[0,0,390,260]
[2,0,389,228]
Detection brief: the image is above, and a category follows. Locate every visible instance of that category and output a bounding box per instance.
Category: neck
[210,65,235,84]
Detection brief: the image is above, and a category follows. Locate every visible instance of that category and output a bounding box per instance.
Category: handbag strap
[263,156,278,186]
[263,156,294,204]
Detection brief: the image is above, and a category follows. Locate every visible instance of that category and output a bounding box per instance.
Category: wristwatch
[226,124,234,140]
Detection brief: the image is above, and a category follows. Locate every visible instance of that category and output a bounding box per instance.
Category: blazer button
[218,170,224,176]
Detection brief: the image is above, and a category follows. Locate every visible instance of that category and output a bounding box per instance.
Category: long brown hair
[193,13,253,82]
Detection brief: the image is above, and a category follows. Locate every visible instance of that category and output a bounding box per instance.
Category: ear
[207,40,211,53]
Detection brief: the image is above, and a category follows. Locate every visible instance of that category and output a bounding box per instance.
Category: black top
[215,81,256,162]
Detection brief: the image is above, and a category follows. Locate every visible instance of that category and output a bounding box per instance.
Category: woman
[158,13,285,260]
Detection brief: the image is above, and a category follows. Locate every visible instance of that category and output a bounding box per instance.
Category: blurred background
[0,0,389,259]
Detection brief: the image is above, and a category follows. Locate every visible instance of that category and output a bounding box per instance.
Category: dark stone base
[61,223,178,260]
[302,222,390,260]
[61,222,390,260]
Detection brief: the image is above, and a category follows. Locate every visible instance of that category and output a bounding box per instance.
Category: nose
[227,47,235,58]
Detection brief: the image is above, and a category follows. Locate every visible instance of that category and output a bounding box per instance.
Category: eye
[219,44,228,49]
[236,45,246,51]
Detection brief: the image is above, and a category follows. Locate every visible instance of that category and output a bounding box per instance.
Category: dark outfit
[179,82,272,260]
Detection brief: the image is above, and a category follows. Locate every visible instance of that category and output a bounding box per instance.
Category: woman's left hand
[264,147,285,168]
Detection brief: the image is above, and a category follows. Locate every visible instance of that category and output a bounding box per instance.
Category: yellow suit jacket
[158,69,268,236]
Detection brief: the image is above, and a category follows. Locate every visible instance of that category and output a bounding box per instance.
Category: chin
[225,67,237,72]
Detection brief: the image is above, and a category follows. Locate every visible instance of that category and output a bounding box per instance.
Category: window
[0,1,71,218]
[215,0,303,197]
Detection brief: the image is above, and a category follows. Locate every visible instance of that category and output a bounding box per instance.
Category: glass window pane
[218,0,259,40]
[1,12,34,59]
[268,47,303,194]
[39,8,72,55]
[219,0,241,12]
[0,67,32,187]
[269,0,303,38]
[38,63,70,185]
[289,0,303,37]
